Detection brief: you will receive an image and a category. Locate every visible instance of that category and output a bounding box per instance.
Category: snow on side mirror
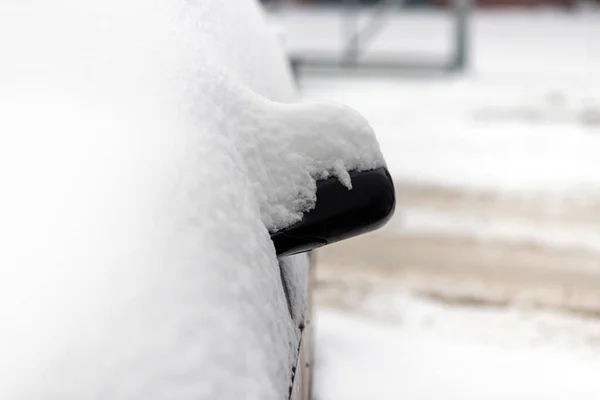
[271,167,395,257]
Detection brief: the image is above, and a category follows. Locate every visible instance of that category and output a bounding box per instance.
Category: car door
[0,1,390,399]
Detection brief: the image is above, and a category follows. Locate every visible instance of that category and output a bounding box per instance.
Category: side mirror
[271,167,395,257]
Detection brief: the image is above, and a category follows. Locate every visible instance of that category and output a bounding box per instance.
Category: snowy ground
[314,302,600,400]
[313,260,600,399]
[270,8,600,400]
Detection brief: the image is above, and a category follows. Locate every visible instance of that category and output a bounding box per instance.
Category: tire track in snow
[316,181,600,318]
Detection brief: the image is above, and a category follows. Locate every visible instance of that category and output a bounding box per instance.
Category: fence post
[453,0,470,71]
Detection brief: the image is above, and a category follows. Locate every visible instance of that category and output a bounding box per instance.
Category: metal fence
[266,0,471,75]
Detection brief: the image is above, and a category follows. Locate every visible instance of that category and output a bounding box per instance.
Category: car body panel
[0,1,383,399]
[0,1,307,399]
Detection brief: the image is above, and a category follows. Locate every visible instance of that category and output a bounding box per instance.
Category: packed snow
[0,1,385,399]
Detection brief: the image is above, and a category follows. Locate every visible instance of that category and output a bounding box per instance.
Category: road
[317,181,600,317]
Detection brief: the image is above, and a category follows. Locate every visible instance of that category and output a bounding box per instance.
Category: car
[0,1,394,399]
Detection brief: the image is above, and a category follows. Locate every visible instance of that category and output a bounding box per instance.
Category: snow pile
[0,1,384,399]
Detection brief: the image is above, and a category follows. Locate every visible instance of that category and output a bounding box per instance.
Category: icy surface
[0,1,384,399]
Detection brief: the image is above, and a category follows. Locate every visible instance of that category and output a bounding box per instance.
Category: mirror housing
[271,167,395,257]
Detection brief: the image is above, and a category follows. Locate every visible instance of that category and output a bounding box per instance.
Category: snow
[386,207,600,255]
[269,8,600,400]
[279,255,311,329]
[314,295,600,400]
[275,8,600,260]
[301,76,600,196]
[218,96,385,231]
[0,1,385,399]
[274,8,600,196]
[274,8,600,76]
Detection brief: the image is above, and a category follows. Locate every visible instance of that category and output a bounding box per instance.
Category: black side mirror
[271,167,395,257]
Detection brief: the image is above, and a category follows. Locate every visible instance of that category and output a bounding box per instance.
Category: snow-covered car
[0,1,394,399]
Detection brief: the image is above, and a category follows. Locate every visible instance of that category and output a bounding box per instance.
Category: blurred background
[264,1,600,399]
